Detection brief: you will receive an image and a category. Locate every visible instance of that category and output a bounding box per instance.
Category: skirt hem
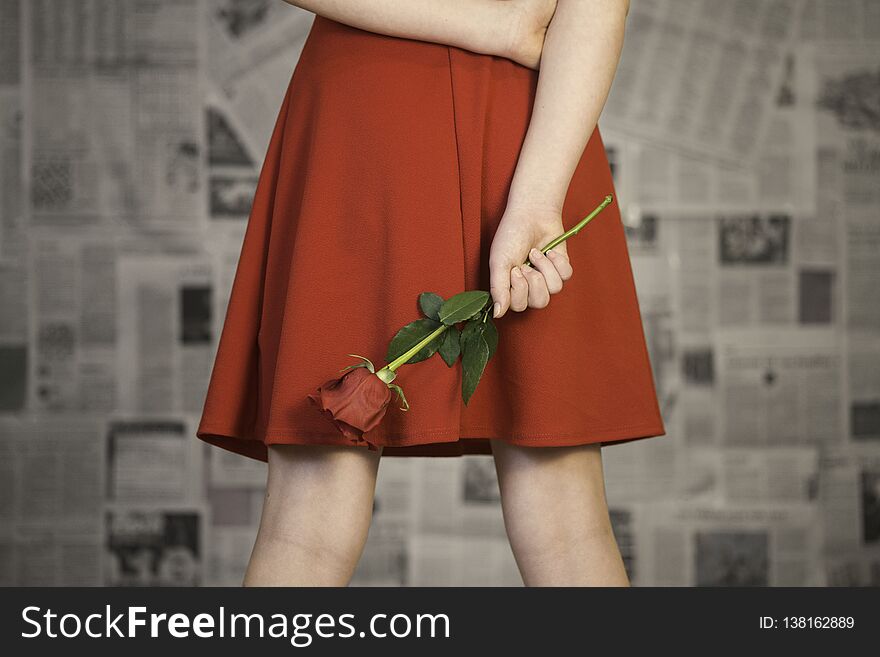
[196,419,667,462]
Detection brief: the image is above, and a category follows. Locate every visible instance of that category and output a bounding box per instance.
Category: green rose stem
[377,323,449,383]
[521,194,613,268]
[374,193,614,386]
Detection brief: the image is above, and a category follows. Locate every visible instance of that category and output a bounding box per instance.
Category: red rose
[307,366,392,450]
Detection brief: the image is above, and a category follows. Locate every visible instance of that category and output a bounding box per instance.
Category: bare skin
[490,440,629,585]
[244,444,382,586]
[245,0,632,587]
[282,0,557,70]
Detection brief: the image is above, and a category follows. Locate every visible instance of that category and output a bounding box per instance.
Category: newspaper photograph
[104,507,204,586]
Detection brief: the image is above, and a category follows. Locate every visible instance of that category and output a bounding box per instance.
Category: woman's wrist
[506,176,567,217]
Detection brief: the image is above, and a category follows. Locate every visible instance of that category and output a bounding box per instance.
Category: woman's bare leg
[491,440,629,586]
[243,443,382,586]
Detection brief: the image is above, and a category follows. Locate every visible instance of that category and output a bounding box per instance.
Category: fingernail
[531,247,542,259]
[493,302,500,318]
[513,267,523,277]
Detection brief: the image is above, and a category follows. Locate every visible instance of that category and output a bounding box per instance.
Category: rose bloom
[307,366,392,450]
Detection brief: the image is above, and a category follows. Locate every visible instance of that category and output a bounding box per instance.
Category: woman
[197,0,665,586]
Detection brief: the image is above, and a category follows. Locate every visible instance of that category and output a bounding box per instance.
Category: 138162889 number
[782,616,854,629]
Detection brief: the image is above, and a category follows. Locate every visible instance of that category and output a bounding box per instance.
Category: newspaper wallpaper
[0,0,878,587]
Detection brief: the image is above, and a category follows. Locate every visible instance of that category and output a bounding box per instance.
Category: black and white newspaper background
[0,0,878,587]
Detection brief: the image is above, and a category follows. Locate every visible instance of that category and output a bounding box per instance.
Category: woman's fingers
[545,247,573,280]
[506,247,574,313]
[519,263,550,309]
[498,245,574,315]
[527,247,564,294]
[509,265,530,312]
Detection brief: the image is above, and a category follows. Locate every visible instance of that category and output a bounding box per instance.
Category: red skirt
[197,15,666,460]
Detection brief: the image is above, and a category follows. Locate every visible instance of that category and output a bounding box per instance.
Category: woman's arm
[507,0,628,210]
[282,0,552,69]
[489,0,629,319]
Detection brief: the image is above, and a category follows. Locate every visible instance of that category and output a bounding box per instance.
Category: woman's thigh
[490,440,618,549]
[262,443,382,530]
[244,444,382,585]
[256,443,382,561]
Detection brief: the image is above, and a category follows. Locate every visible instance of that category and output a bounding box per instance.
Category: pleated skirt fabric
[196,15,666,460]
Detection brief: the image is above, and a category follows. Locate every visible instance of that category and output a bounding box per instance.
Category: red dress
[197,15,666,460]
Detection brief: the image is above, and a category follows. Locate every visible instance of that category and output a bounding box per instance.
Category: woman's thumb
[489,259,512,319]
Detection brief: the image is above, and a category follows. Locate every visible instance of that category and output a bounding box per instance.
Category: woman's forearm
[507,0,629,212]
[283,0,519,60]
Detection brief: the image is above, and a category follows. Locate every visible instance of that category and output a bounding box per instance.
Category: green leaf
[460,318,483,348]
[386,318,445,364]
[461,334,490,406]
[438,325,461,367]
[483,315,498,359]
[418,292,444,321]
[438,290,490,325]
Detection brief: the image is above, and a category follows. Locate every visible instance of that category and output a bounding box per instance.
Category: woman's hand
[503,0,558,70]
[488,203,574,319]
